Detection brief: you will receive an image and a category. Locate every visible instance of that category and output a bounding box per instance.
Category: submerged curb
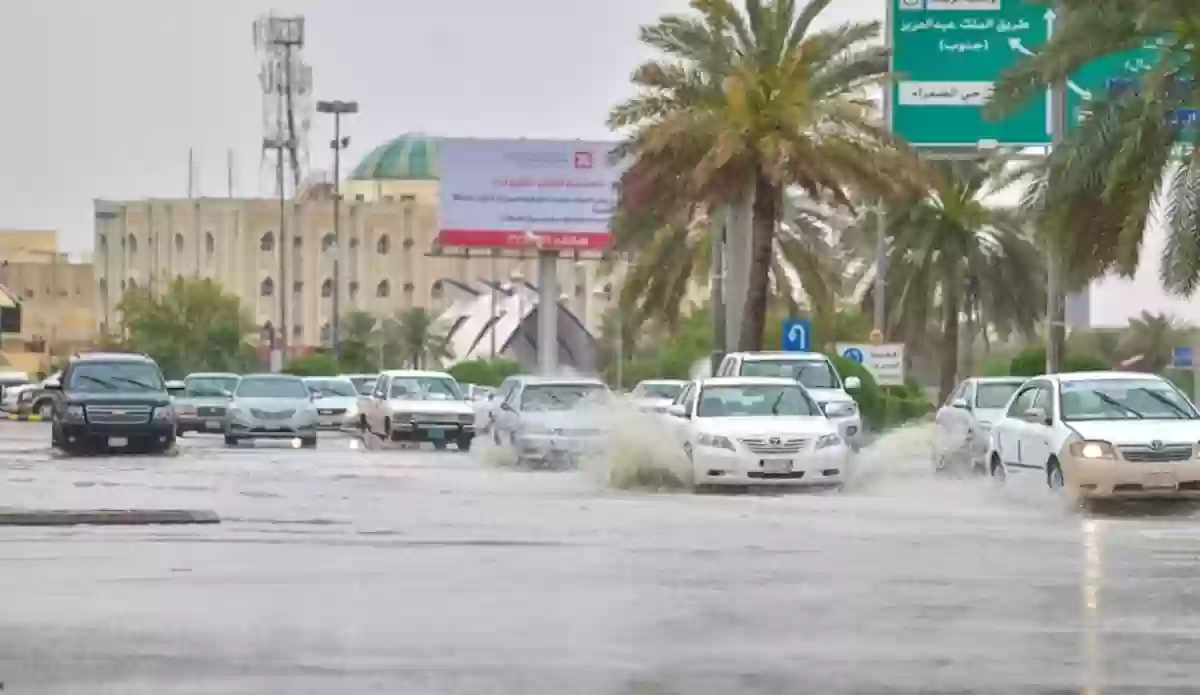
[0,509,220,526]
[3,414,42,421]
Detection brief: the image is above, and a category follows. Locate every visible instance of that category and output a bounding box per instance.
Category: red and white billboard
[437,138,622,251]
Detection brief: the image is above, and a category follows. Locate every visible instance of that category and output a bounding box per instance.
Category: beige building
[94,134,613,353]
[0,229,97,372]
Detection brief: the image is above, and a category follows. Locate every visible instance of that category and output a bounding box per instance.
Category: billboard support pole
[536,249,558,374]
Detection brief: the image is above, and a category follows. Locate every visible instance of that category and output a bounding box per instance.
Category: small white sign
[836,343,907,387]
[925,0,1001,10]
[898,81,994,106]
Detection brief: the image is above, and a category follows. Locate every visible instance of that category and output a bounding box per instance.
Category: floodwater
[1,419,1199,693]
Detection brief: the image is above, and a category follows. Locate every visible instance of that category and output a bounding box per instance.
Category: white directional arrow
[1007,37,1094,101]
[787,323,808,350]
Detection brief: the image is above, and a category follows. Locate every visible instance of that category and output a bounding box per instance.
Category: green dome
[350,134,439,180]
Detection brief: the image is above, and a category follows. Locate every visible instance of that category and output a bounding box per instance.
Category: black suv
[46,352,177,455]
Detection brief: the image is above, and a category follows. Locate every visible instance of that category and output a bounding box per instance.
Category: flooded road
[1,422,1200,693]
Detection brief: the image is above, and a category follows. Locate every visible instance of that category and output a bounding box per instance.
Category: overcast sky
[0,0,1187,327]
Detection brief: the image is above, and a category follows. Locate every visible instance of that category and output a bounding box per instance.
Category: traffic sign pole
[1045,0,1066,375]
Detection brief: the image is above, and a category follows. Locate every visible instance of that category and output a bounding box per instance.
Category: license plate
[205,420,221,429]
[108,437,128,447]
[762,458,792,473]
[1148,473,1175,487]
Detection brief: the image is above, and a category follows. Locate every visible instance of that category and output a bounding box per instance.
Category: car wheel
[457,436,473,452]
[301,436,318,449]
[359,414,368,431]
[224,434,239,447]
[990,454,1006,483]
[380,418,391,440]
[1047,458,1065,489]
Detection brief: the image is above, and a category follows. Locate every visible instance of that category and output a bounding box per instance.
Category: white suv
[986,371,1200,500]
[716,351,863,448]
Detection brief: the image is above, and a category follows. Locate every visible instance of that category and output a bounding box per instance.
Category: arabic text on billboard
[437,138,622,251]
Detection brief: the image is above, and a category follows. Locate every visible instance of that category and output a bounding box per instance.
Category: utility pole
[316,99,358,361]
[263,136,293,368]
[1045,1,1067,374]
[710,211,726,374]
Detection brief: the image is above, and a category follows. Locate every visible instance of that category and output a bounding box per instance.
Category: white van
[716,352,863,448]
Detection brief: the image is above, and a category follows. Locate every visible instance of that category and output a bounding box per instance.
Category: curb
[3,414,42,421]
[0,509,220,526]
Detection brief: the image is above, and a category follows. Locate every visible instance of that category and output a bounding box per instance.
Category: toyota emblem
[1151,440,1164,450]
[769,436,781,445]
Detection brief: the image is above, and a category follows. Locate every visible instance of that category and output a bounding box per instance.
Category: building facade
[93,134,613,353]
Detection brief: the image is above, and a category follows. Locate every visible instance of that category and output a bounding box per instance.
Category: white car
[360,370,476,450]
[932,376,1027,474]
[666,376,850,489]
[303,376,361,429]
[986,371,1200,500]
[629,379,687,413]
[716,351,863,448]
[491,377,612,467]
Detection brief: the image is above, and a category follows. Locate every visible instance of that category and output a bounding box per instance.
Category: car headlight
[65,404,86,422]
[1069,440,1116,460]
[152,406,175,422]
[815,433,843,450]
[697,433,735,451]
[823,401,858,418]
[391,410,413,422]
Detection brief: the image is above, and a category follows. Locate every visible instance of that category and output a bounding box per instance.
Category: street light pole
[263,135,294,370]
[316,99,358,361]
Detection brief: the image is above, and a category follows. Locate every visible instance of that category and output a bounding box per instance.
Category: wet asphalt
[1,421,1200,693]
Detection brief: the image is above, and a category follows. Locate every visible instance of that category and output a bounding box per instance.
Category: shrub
[282,353,339,376]
[448,358,522,387]
[1010,346,1109,377]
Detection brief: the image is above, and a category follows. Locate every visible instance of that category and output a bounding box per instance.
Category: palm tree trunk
[738,174,779,351]
[939,288,960,404]
[958,307,975,377]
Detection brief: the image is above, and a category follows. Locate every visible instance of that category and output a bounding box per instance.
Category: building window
[603,282,613,294]
[294,280,304,294]
[376,234,390,255]
[320,323,331,344]
[292,324,302,338]
[127,234,138,255]
[260,277,274,297]
[431,280,444,298]
[403,281,415,293]
[205,232,215,256]
[23,289,34,299]
[120,280,126,291]
[174,233,184,253]
[349,281,359,298]
[349,237,359,249]
[99,278,107,294]
[322,233,336,252]
[402,238,414,250]
[376,280,390,297]
[98,235,107,251]
[321,278,333,298]
[128,278,138,290]
[175,274,183,284]
[575,283,586,297]
[293,235,302,249]
[260,232,275,252]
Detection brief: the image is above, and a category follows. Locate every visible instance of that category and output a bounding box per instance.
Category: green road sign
[890,0,1164,148]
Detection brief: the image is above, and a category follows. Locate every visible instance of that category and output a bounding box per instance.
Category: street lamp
[316,99,358,361]
[594,287,623,391]
[263,135,295,368]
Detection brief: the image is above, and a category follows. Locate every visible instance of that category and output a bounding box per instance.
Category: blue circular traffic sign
[842,347,865,364]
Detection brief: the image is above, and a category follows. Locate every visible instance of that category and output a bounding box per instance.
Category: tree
[338,310,379,373]
[609,0,919,351]
[856,155,1046,402]
[989,1,1200,293]
[387,308,452,369]
[283,352,340,377]
[117,277,258,378]
[1118,311,1191,372]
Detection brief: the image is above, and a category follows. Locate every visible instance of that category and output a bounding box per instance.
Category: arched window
[321,278,333,298]
[403,281,415,292]
[205,232,215,256]
[260,232,275,252]
[260,277,274,297]
[292,235,302,249]
[98,235,107,251]
[127,234,138,255]
[292,324,302,338]
[320,323,332,344]
[376,280,390,297]
[174,233,184,253]
[98,278,107,294]
[293,280,304,294]
[376,234,390,255]
[431,280,444,298]
[349,281,360,298]
[349,237,360,249]
[322,233,336,251]
[402,238,414,249]
[261,321,275,343]
[120,280,126,291]
[127,278,138,290]
[603,282,613,294]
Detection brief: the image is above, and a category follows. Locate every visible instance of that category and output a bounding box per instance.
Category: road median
[3,413,43,421]
[0,508,220,526]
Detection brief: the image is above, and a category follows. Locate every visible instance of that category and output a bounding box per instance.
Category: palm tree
[338,310,380,372]
[609,0,919,351]
[1118,311,1191,372]
[856,156,1046,401]
[989,1,1200,292]
[388,308,453,369]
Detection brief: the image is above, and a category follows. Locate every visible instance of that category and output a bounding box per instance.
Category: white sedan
[665,376,850,489]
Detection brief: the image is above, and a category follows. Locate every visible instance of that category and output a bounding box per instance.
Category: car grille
[1119,444,1194,463]
[319,408,347,416]
[740,437,810,455]
[197,406,226,417]
[412,414,461,424]
[87,405,152,424]
[250,408,295,420]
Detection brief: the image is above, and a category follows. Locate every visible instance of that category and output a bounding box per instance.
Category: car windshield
[633,382,683,399]
[185,376,239,397]
[696,384,821,417]
[739,359,839,389]
[349,376,377,395]
[521,384,608,411]
[389,376,462,400]
[305,378,358,398]
[235,377,309,399]
[1060,379,1198,421]
[975,383,1022,409]
[67,362,164,392]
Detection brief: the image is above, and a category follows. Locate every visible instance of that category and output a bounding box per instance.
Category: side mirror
[951,398,970,410]
[500,401,514,412]
[43,381,61,391]
[1022,406,1049,424]
[844,376,861,391]
[666,404,689,419]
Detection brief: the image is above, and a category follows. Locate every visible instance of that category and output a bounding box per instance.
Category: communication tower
[253,13,313,196]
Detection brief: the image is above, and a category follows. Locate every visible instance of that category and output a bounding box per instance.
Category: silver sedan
[224,374,320,447]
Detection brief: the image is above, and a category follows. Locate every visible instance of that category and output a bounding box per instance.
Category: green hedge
[1006,346,1108,377]
[447,358,521,387]
[826,353,930,431]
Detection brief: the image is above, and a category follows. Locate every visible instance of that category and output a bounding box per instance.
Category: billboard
[437,137,622,251]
